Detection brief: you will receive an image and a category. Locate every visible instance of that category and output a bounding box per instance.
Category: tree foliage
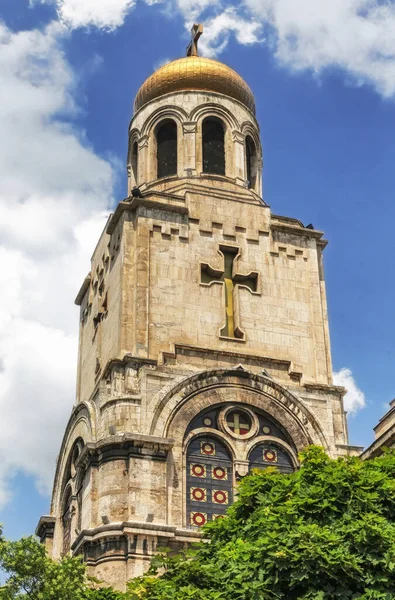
[128,447,395,600]
[0,531,124,600]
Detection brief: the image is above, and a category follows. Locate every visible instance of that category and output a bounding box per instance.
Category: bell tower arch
[37,24,355,591]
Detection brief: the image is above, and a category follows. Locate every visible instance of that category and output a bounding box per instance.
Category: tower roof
[134,55,256,114]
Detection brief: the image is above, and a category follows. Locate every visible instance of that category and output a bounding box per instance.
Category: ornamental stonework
[37,25,360,592]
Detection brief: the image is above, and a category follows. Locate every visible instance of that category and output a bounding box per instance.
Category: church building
[36,25,360,589]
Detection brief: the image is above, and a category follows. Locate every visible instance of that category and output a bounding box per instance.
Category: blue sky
[0,0,395,540]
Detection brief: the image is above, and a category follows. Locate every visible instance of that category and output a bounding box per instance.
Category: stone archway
[150,368,330,529]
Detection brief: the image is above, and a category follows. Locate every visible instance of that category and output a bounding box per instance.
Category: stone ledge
[35,516,56,542]
[271,218,327,244]
[75,274,91,306]
[107,194,188,235]
[72,521,201,556]
[336,443,365,457]
[361,426,395,460]
[160,343,303,383]
[77,434,175,470]
[304,382,346,395]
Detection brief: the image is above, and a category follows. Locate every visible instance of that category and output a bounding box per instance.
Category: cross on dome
[186,23,203,57]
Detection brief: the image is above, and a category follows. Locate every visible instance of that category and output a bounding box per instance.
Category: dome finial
[186,23,203,57]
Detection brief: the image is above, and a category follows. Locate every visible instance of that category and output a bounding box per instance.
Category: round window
[226,410,252,436]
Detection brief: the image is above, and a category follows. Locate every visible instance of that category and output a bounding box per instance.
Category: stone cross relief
[200,245,258,340]
[186,23,203,57]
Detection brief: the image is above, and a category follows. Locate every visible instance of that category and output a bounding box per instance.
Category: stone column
[232,130,246,186]
[257,157,263,197]
[182,121,198,177]
[137,135,149,190]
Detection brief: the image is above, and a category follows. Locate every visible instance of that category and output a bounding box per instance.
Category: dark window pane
[249,443,295,474]
[132,142,138,183]
[246,136,256,190]
[157,121,177,178]
[186,437,232,528]
[203,119,225,175]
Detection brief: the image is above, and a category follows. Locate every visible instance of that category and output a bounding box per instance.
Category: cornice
[75,273,91,306]
[77,434,175,470]
[106,193,188,235]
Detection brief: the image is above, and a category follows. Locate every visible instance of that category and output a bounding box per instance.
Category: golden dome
[134,56,255,114]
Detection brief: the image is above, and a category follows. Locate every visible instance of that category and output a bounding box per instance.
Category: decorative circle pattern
[191,464,206,477]
[203,417,212,426]
[191,512,207,527]
[263,449,277,463]
[213,490,228,504]
[262,426,271,434]
[201,442,215,455]
[213,466,227,480]
[191,488,206,502]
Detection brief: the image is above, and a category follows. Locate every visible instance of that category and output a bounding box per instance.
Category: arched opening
[62,488,72,556]
[184,403,298,526]
[156,120,178,179]
[131,141,138,184]
[186,436,233,527]
[249,443,295,474]
[202,117,225,175]
[246,135,257,190]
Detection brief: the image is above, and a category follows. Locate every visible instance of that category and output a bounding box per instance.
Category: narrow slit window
[132,141,138,184]
[246,135,257,190]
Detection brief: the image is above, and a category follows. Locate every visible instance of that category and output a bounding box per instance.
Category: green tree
[0,531,124,600]
[128,447,395,600]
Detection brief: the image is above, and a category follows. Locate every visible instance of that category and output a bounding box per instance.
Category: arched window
[249,443,294,474]
[156,120,177,179]
[246,135,257,190]
[185,405,297,527]
[132,141,138,184]
[62,488,72,556]
[202,117,225,175]
[186,436,233,528]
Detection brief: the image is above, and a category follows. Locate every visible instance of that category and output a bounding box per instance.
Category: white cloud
[199,7,263,57]
[245,0,395,97]
[0,22,114,508]
[39,0,395,97]
[55,0,136,30]
[333,368,366,415]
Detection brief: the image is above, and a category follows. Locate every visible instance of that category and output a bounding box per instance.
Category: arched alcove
[202,117,225,175]
[156,119,178,178]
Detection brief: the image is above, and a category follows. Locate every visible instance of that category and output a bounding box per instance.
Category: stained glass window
[249,443,294,474]
[226,410,252,435]
[187,437,232,527]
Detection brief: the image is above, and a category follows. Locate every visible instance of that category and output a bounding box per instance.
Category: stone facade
[361,399,395,459]
[37,65,359,591]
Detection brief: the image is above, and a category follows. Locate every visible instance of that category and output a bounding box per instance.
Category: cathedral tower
[37,26,356,589]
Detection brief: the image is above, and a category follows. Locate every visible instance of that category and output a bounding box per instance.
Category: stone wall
[41,87,356,589]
